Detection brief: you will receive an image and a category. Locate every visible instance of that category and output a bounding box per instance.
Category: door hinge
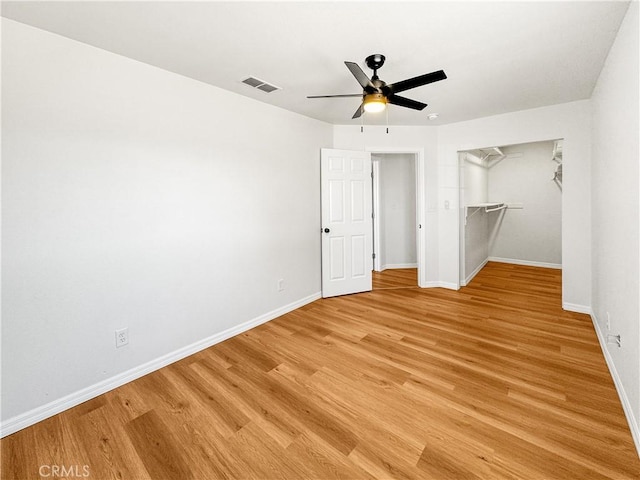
[372,253,376,259]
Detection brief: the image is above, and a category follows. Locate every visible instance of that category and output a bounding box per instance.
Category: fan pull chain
[386,106,389,134]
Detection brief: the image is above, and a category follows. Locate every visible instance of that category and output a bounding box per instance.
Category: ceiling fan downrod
[365,54,386,80]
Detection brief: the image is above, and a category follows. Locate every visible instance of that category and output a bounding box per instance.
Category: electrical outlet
[606,312,611,331]
[277,279,285,292]
[115,327,129,348]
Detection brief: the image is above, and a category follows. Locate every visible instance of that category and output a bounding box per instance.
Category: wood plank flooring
[372,268,417,290]
[2,262,639,479]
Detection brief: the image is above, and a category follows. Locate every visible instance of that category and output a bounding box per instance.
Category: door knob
[324,228,330,233]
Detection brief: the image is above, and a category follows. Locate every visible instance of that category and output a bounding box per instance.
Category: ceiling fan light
[363,93,387,113]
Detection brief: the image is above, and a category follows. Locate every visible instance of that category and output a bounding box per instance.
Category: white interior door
[321,148,373,298]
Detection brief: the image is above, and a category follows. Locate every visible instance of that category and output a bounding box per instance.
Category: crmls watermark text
[39,464,90,478]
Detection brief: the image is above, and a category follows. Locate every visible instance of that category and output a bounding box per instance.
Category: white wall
[1,19,332,432]
[462,154,488,206]
[463,208,489,284]
[333,125,438,286]
[374,153,417,269]
[488,141,562,266]
[437,100,592,310]
[460,153,489,283]
[590,1,639,451]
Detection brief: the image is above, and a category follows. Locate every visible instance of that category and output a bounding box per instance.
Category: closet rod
[484,204,507,213]
[464,203,507,225]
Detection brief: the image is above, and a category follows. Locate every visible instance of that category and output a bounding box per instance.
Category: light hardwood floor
[372,268,417,290]
[2,262,639,479]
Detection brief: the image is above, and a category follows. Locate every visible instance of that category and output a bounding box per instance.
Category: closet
[459,140,563,285]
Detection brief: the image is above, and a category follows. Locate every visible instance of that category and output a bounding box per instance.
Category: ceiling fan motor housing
[364,92,386,103]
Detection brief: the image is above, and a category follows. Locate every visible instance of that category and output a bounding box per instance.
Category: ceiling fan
[307,54,447,119]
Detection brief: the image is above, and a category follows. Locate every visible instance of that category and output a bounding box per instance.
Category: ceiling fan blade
[387,94,427,111]
[307,94,363,98]
[352,103,364,119]
[386,70,447,94]
[345,61,375,90]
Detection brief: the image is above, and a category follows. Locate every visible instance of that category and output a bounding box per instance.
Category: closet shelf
[465,203,507,224]
[466,202,506,209]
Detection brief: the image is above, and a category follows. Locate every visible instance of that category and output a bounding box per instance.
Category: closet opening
[372,152,419,290]
[458,139,563,286]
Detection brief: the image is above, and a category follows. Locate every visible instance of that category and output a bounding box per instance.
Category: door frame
[372,158,382,272]
[367,147,426,287]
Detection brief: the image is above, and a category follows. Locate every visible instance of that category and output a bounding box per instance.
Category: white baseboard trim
[562,303,592,314]
[379,263,418,271]
[463,259,489,286]
[488,257,562,269]
[590,313,640,458]
[0,292,321,438]
[421,281,459,290]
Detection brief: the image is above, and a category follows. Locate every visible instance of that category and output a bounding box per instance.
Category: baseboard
[562,303,592,314]
[590,313,640,458]
[422,281,459,290]
[0,292,321,438]
[488,257,562,269]
[463,259,489,286]
[379,263,418,271]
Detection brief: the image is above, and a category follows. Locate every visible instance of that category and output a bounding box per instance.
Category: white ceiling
[1,1,630,126]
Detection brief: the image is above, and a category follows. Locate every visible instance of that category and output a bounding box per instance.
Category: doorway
[372,152,419,289]
[458,139,563,286]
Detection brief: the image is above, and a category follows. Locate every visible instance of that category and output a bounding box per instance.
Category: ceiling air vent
[241,76,281,93]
